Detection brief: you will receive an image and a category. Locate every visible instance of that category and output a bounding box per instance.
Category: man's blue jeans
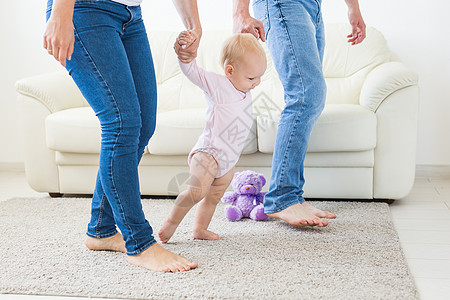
[46,0,157,255]
[253,0,327,213]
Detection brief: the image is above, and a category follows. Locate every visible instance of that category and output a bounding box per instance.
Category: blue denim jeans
[253,0,327,213]
[46,0,157,255]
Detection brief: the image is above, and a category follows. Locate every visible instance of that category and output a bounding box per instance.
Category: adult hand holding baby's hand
[174,29,201,63]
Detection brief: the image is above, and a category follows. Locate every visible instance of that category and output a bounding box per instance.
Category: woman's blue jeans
[46,0,157,255]
[253,0,327,213]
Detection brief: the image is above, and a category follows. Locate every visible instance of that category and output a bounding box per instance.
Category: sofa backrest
[322,23,391,106]
[148,23,391,113]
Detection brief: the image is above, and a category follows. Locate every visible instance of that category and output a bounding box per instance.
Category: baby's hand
[177,30,194,49]
[174,29,200,63]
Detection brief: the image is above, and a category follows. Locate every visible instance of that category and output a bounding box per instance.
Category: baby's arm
[176,30,220,96]
[178,57,216,96]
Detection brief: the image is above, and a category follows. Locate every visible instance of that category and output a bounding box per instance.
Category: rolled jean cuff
[126,238,157,256]
[86,229,118,239]
[264,197,303,214]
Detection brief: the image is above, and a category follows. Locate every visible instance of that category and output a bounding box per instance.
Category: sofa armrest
[360,61,420,199]
[359,62,418,112]
[15,71,86,194]
[15,71,87,113]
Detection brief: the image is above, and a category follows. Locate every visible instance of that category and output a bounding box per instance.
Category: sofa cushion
[46,107,258,155]
[147,108,258,155]
[257,104,377,153]
[147,108,204,155]
[46,107,101,153]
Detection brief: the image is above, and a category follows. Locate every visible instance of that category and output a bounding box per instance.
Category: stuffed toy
[221,170,269,221]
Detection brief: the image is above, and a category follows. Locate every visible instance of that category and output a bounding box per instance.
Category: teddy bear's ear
[259,174,266,186]
[233,172,240,179]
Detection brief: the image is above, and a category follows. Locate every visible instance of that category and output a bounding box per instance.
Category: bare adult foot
[267,203,328,227]
[192,229,221,240]
[127,243,198,272]
[302,201,337,219]
[84,232,126,253]
[158,217,179,244]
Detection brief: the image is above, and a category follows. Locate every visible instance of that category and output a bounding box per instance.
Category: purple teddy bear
[221,170,269,221]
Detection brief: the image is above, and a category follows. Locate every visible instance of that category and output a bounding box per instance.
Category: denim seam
[108,88,140,253]
[275,1,305,101]
[122,6,134,32]
[265,0,271,40]
[260,0,271,41]
[313,0,321,25]
[126,238,157,256]
[109,149,139,252]
[74,26,140,252]
[86,229,117,239]
[277,112,299,194]
[94,192,106,236]
[264,197,300,214]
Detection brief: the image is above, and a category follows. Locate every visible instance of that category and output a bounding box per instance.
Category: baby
[158,32,267,243]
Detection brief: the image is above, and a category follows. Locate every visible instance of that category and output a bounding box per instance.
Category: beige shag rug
[0,197,418,299]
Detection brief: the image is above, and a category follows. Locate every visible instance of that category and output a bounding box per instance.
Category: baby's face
[227,52,267,93]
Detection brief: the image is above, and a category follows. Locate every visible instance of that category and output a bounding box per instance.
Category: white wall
[1,0,449,165]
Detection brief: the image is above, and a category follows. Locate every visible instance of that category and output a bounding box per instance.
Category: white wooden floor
[1,164,449,300]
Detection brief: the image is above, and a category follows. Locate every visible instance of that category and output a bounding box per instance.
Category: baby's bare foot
[158,218,179,244]
[267,203,328,227]
[127,243,198,272]
[302,201,337,219]
[192,229,221,240]
[84,232,126,253]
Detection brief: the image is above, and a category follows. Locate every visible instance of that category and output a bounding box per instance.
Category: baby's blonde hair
[220,33,266,69]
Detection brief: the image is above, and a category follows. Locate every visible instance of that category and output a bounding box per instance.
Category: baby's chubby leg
[158,152,217,243]
[192,168,235,240]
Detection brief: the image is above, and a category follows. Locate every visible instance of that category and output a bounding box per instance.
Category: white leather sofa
[16,24,419,200]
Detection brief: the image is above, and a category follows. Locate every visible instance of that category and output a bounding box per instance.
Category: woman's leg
[84,5,158,252]
[84,3,159,252]
[47,1,196,272]
[84,174,126,253]
[121,10,157,161]
[65,1,155,254]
